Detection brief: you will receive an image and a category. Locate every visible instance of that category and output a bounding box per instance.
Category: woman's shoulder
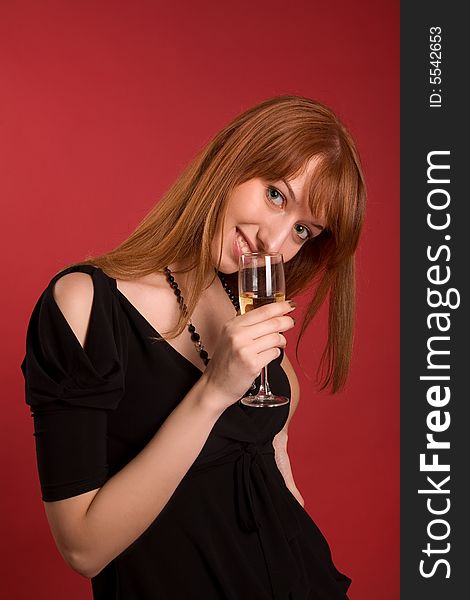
[50,270,96,350]
[49,263,109,288]
[21,263,129,411]
[37,264,124,349]
[48,264,176,328]
[45,263,120,307]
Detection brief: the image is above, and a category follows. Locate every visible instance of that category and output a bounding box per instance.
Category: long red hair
[63,95,366,392]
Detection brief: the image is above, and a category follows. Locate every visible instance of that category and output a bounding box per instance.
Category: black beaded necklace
[163,266,240,367]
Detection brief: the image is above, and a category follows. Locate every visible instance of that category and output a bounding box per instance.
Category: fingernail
[288,300,297,309]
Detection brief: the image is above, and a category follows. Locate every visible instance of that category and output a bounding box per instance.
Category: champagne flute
[238,252,290,407]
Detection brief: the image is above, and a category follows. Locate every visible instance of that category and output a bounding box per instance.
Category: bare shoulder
[52,272,94,349]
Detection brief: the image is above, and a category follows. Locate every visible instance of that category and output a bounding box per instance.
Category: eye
[265,185,313,242]
[266,185,285,207]
[293,224,312,241]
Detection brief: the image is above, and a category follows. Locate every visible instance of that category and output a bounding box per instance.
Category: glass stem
[258,365,272,397]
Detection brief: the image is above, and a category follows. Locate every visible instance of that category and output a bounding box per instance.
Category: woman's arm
[45,275,295,580]
[272,351,305,507]
[46,376,225,579]
[43,274,228,580]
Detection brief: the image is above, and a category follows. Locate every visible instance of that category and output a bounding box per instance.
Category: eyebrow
[281,178,325,231]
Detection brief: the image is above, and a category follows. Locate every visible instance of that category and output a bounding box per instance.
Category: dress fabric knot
[234,441,303,599]
[236,442,265,532]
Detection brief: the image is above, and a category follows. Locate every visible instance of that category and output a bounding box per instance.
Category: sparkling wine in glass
[238,252,290,407]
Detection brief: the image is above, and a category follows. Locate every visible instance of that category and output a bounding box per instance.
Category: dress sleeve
[20,265,128,502]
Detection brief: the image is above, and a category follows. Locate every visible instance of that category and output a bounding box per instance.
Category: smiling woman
[216,158,328,273]
[21,95,366,600]
[80,95,364,393]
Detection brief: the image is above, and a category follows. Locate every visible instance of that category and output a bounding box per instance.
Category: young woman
[21,95,366,599]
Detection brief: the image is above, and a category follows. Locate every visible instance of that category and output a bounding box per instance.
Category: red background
[1,1,399,598]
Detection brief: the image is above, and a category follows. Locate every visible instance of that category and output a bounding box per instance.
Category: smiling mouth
[235,228,253,254]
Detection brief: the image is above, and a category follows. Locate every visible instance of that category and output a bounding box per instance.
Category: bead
[165,265,240,366]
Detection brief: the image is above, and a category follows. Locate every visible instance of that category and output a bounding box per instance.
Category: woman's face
[211,156,326,274]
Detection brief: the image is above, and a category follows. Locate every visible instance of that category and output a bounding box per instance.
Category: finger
[252,332,287,354]
[238,300,296,325]
[245,315,295,340]
[255,346,282,367]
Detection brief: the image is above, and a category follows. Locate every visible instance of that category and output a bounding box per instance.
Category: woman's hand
[200,300,296,412]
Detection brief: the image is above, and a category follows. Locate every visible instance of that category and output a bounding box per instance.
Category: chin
[212,249,238,275]
[216,264,237,275]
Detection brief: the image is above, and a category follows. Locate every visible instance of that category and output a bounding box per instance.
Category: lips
[234,228,256,259]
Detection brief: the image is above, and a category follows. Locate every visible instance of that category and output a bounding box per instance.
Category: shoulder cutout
[21,264,128,411]
[52,272,94,350]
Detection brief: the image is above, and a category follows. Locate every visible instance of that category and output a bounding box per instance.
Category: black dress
[20,264,352,599]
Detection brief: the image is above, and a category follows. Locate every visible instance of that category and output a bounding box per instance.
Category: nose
[256,221,293,254]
